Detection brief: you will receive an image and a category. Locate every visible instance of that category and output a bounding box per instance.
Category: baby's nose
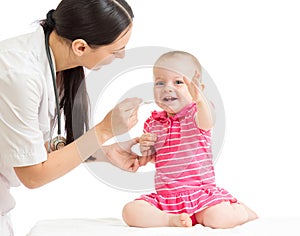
[163,85,174,92]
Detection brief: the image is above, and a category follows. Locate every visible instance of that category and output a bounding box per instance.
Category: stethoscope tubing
[45,30,62,136]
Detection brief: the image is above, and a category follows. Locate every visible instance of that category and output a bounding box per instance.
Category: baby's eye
[175,80,184,85]
[155,81,164,86]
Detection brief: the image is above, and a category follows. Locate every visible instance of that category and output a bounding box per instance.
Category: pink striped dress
[137,102,237,224]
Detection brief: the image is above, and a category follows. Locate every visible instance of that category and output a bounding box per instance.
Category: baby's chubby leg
[195,201,258,229]
[122,200,192,227]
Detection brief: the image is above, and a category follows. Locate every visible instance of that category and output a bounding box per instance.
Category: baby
[122,51,257,228]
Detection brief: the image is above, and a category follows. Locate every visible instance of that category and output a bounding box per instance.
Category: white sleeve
[0,54,47,167]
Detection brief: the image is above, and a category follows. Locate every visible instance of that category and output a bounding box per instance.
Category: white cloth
[0,214,13,236]
[27,217,300,236]
[0,26,55,216]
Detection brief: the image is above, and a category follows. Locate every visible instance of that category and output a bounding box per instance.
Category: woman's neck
[49,31,78,72]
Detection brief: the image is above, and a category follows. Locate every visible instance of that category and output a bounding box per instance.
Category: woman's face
[81,25,133,70]
[153,67,193,116]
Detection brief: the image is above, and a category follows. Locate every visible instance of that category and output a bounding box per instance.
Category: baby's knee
[122,201,146,226]
[122,202,135,223]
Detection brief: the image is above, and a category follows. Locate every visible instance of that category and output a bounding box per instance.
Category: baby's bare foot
[169,213,192,227]
[240,202,258,221]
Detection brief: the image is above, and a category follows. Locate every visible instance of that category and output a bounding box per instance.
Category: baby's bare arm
[184,71,215,130]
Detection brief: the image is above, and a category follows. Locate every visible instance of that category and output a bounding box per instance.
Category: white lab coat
[0,26,56,234]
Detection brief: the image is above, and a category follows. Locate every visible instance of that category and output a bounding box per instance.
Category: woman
[0,0,141,235]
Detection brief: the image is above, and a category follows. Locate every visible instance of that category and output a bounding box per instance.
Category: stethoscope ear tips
[50,135,66,151]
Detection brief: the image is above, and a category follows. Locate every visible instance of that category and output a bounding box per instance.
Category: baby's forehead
[154,55,196,79]
[153,68,183,80]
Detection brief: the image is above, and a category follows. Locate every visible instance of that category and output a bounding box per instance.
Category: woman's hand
[100,97,142,138]
[138,133,157,166]
[104,138,141,172]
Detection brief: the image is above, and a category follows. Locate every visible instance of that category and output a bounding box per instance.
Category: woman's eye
[112,49,125,56]
[112,51,120,56]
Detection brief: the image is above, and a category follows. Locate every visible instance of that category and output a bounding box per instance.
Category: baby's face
[153,67,193,116]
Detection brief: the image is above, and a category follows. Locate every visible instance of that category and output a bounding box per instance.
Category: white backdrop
[1,0,300,235]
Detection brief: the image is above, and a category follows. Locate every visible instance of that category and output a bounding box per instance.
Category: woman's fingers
[130,159,139,172]
[138,154,153,166]
[109,97,142,135]
[118,97,143,111]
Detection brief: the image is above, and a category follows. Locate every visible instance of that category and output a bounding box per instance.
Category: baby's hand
[184,71,203,102]
[138,133,157,166]
[140,133,157,156]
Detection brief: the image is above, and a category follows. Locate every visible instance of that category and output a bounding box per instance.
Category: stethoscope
[45,30,66,151]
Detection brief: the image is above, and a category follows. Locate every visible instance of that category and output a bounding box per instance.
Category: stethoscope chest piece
[50,135,66,151]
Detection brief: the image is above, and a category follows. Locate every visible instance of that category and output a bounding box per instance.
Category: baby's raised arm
[184,71,215,130]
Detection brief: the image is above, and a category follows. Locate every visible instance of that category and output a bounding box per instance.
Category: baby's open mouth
[163,96,177,102]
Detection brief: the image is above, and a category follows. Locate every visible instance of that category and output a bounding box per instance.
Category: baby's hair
[154,50,202,82]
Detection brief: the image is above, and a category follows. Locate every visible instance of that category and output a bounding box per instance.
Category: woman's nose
[115,49,125,59]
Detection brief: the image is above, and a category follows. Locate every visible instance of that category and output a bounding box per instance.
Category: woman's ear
[71,39,89,56]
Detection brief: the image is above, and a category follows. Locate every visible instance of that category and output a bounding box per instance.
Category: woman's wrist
[95,121,113,144]
[75,119,113,162]
[75,127,102,162]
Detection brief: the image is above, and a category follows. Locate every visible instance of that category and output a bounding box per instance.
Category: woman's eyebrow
[113,46,126,51]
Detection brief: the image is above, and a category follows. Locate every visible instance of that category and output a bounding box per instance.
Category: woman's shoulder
[0,26,45,72]
[0,25,43,49]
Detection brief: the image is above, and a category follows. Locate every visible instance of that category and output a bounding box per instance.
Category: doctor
[0,0,142,235]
